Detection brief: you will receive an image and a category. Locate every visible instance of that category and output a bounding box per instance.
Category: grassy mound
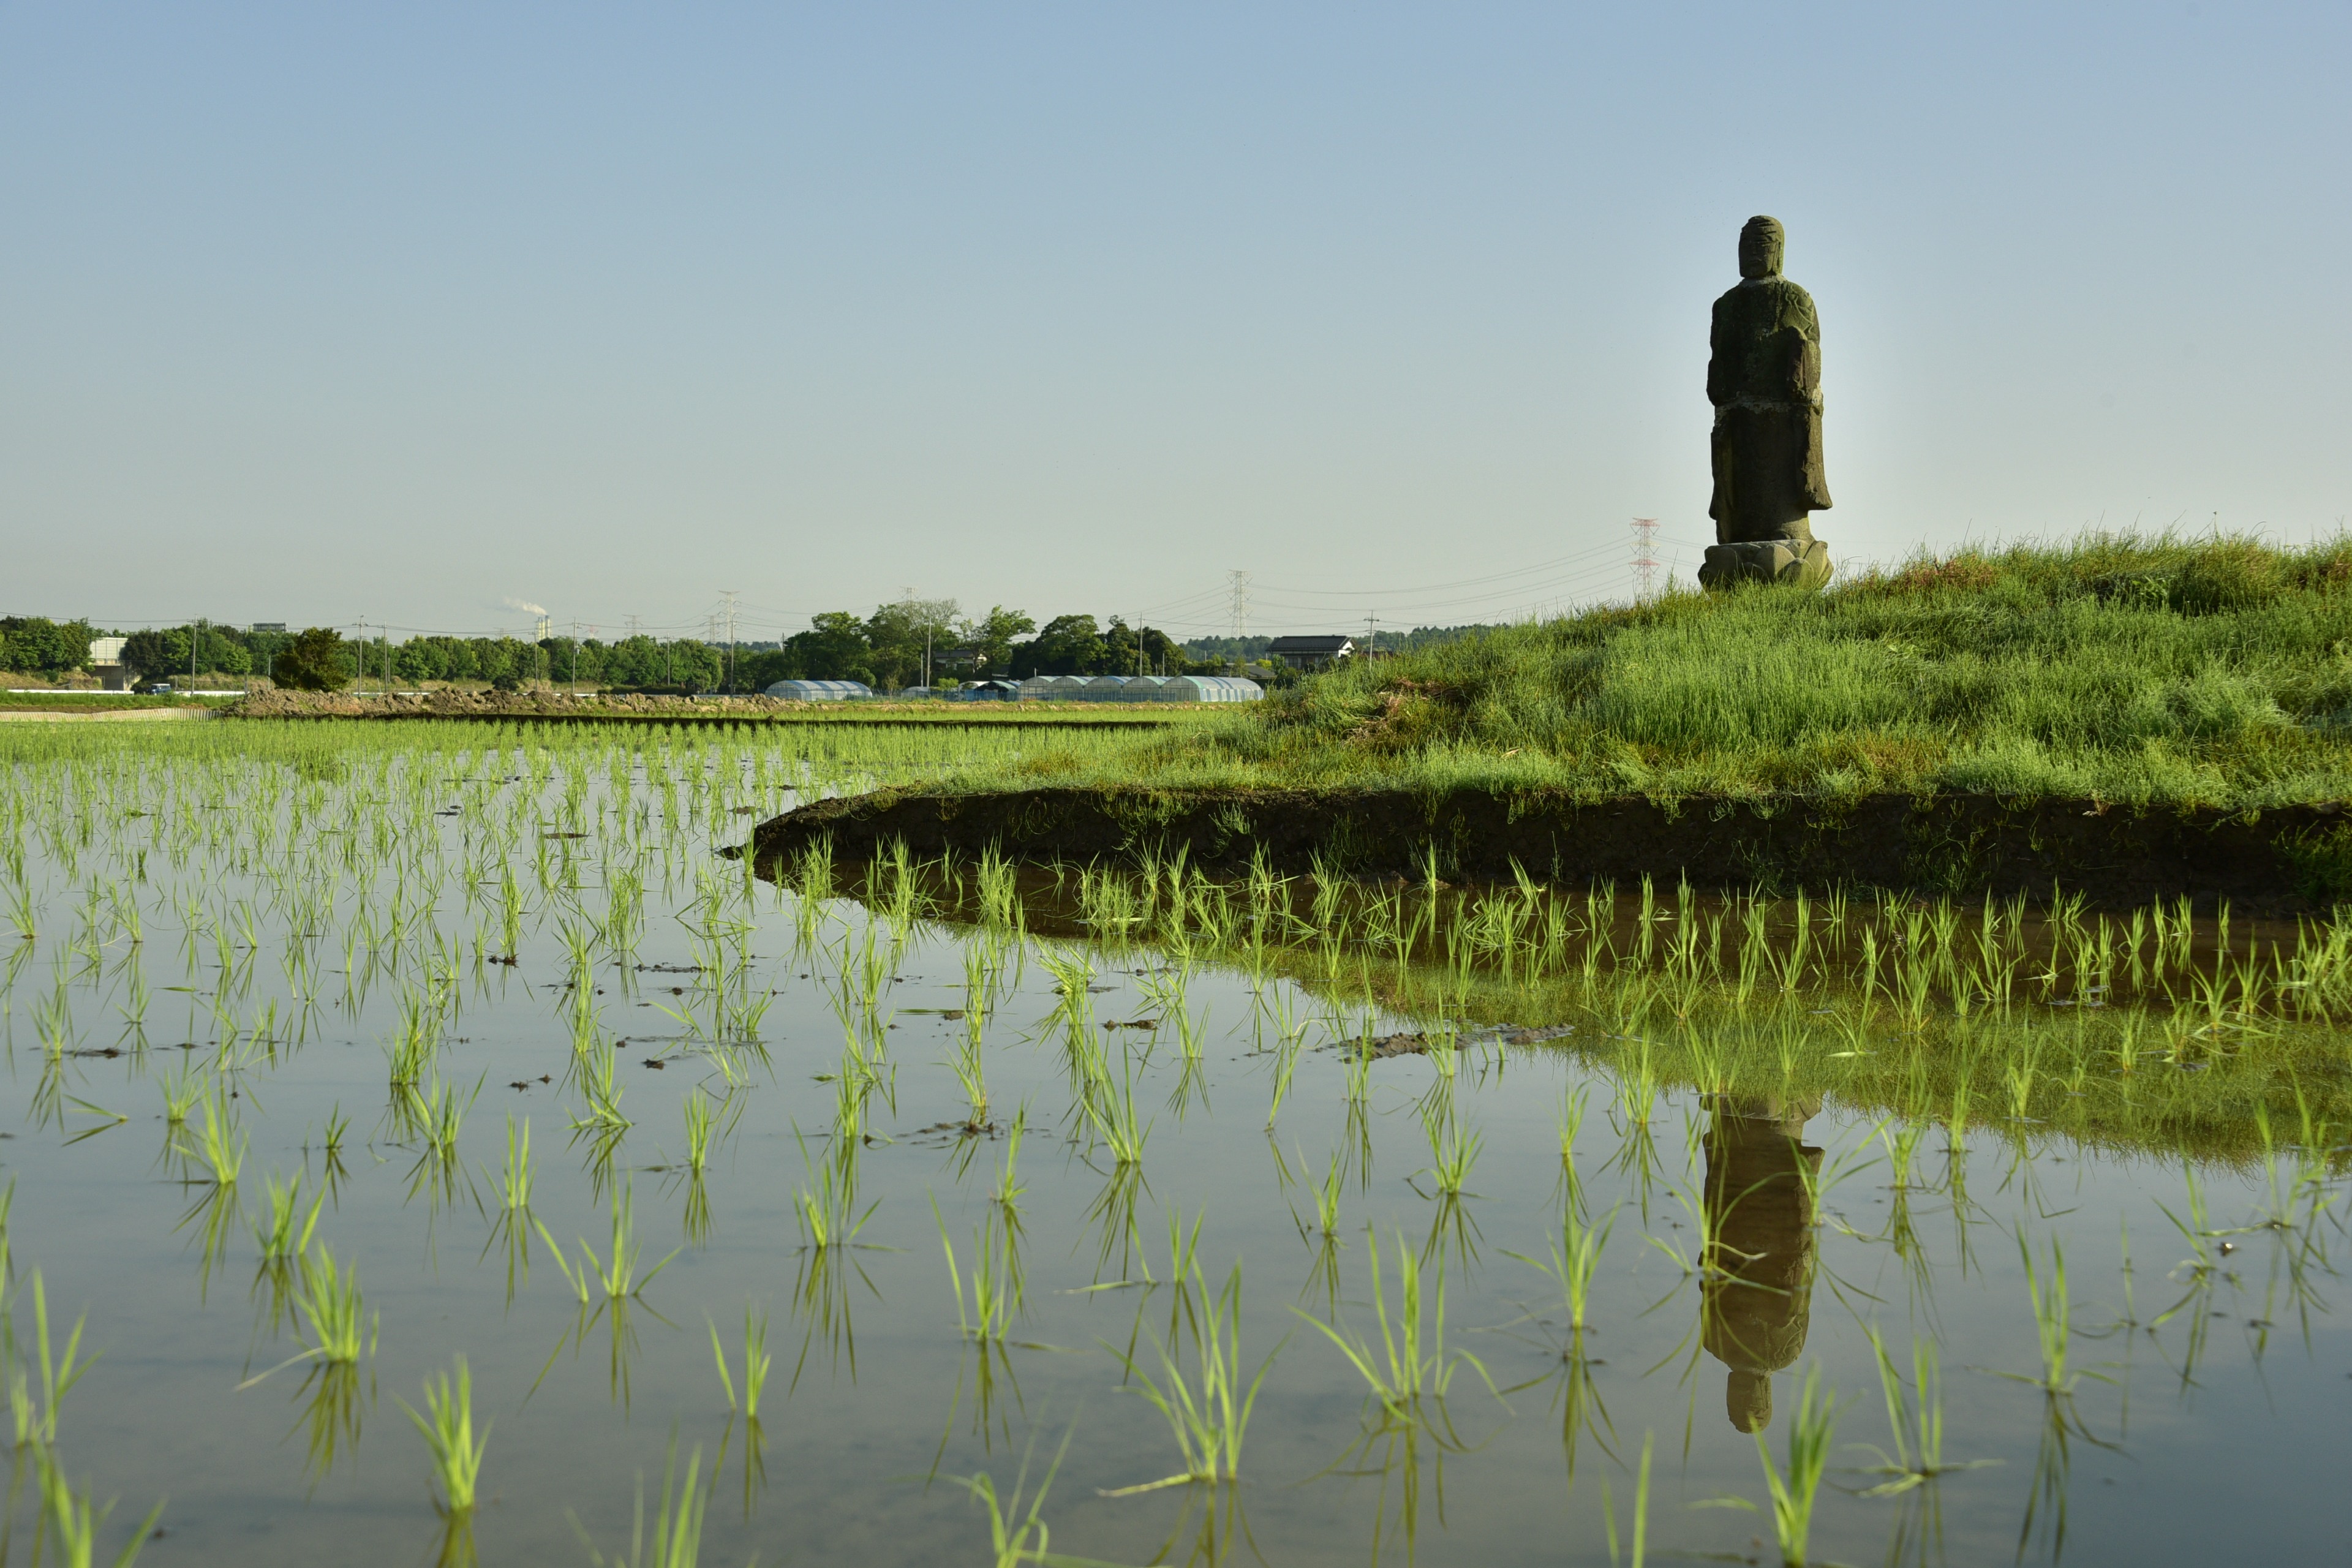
[1035,532,2352,809]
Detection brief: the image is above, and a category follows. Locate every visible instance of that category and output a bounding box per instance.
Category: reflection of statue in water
[1701,1094,1825,1432]
[1700,216,1834,590]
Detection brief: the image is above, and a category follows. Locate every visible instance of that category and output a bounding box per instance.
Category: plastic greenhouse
[764,679,874,701]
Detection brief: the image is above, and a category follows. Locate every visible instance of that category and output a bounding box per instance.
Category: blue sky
[4,3,2345,643]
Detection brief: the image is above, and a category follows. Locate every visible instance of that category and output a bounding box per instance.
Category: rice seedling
[933,1195,1023,1343]
[1292,1146,1344,1240]
[573,1433,709,1568]
[1102,1261,1281,1493]
[2000,1233,2093,1395]
[793,1131,879,1251]
[1292,1228,1490,1432]
[29,1444,166,1568]
[1504,1202,1617,1336]
[1086,1047,1153,1167]
[1413,1102,1484,1199]
[173,1086,247,1186]
[1600,1431,1653,1568]
[1855,1326,1997,1495]
[249,1171,325,1261]
[942,1427,1102,1568]
[1751,1365,1839,1567]
[709,1306,771,1422]
[946,1013,991,1133]
[680,1088,738,1175]
[573,1180,680,1300]
[492,1114,535,1210]
[570,1039,633,1136]
[398,1354,489,1514]
[156,1061,205,1126]
[7,1272,96,1449]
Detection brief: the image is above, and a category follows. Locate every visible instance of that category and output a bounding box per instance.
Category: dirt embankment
[230,688,816,720]
[749,785,2352,911]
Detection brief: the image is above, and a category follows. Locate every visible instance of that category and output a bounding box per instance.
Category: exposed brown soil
[748,785,2352,911]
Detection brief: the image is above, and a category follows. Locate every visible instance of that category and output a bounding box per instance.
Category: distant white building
[1013,674,1261,703]
[87,637,130,691]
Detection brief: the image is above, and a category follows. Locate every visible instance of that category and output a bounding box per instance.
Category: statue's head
[1738,216,1785,280]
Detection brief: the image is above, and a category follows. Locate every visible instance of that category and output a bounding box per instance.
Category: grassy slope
[975,533,2352,809]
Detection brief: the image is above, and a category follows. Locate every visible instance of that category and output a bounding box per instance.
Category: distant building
[87,637,130,691]
[1013,674,1261,703]
[1267,635,1355,670]
[763,679,873,701]
[251,623,287,633]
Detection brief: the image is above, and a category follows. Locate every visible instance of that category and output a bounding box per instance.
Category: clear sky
[4,3,2345,644]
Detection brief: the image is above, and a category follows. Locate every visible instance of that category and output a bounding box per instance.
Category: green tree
[863,598,958,690]
[0,618,97,677]
[1013,614,1105,677]
[960,606,1036,676]
[273,627,351,692]
[786,613,875,685]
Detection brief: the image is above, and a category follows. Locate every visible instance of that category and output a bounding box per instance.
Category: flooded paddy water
[1,721,2346,1566]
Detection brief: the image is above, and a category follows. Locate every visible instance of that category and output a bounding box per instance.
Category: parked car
[143,682,175,695]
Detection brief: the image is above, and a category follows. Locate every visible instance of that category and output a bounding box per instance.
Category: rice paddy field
[1,717,2346,1567]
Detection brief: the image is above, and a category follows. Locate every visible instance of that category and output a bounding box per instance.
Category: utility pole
[1363,610,1377,661]
[1631,517,1661,601]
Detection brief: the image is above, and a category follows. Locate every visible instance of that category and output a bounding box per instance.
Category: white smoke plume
[502,597,549,618]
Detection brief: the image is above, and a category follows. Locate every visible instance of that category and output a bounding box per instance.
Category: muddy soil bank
[749,785,2352,910]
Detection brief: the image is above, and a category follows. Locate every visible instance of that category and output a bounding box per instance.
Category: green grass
[0,691,234,712]
[918,532,2352,809]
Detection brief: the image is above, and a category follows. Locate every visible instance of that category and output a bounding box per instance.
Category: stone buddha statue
[1700,216,1834,590]
[1700,1093,1825,1431]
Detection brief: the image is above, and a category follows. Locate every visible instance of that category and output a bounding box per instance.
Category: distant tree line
[0,618,100,678]
[2,606,1505,692]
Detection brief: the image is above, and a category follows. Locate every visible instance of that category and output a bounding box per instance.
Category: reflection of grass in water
[288,1359,371,1484]
[854,853,2352,1167]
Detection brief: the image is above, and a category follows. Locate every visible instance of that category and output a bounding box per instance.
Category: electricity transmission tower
[1630,518,1661,600]
[719,590,741,690]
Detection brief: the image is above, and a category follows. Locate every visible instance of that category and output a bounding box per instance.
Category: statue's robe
[1700,1098,1824,1432]
[1708,276,1832,544]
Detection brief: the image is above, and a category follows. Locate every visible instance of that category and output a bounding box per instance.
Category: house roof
[1267,635,1354,655]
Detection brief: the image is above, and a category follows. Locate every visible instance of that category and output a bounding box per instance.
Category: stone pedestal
[1698,537,1832,591]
